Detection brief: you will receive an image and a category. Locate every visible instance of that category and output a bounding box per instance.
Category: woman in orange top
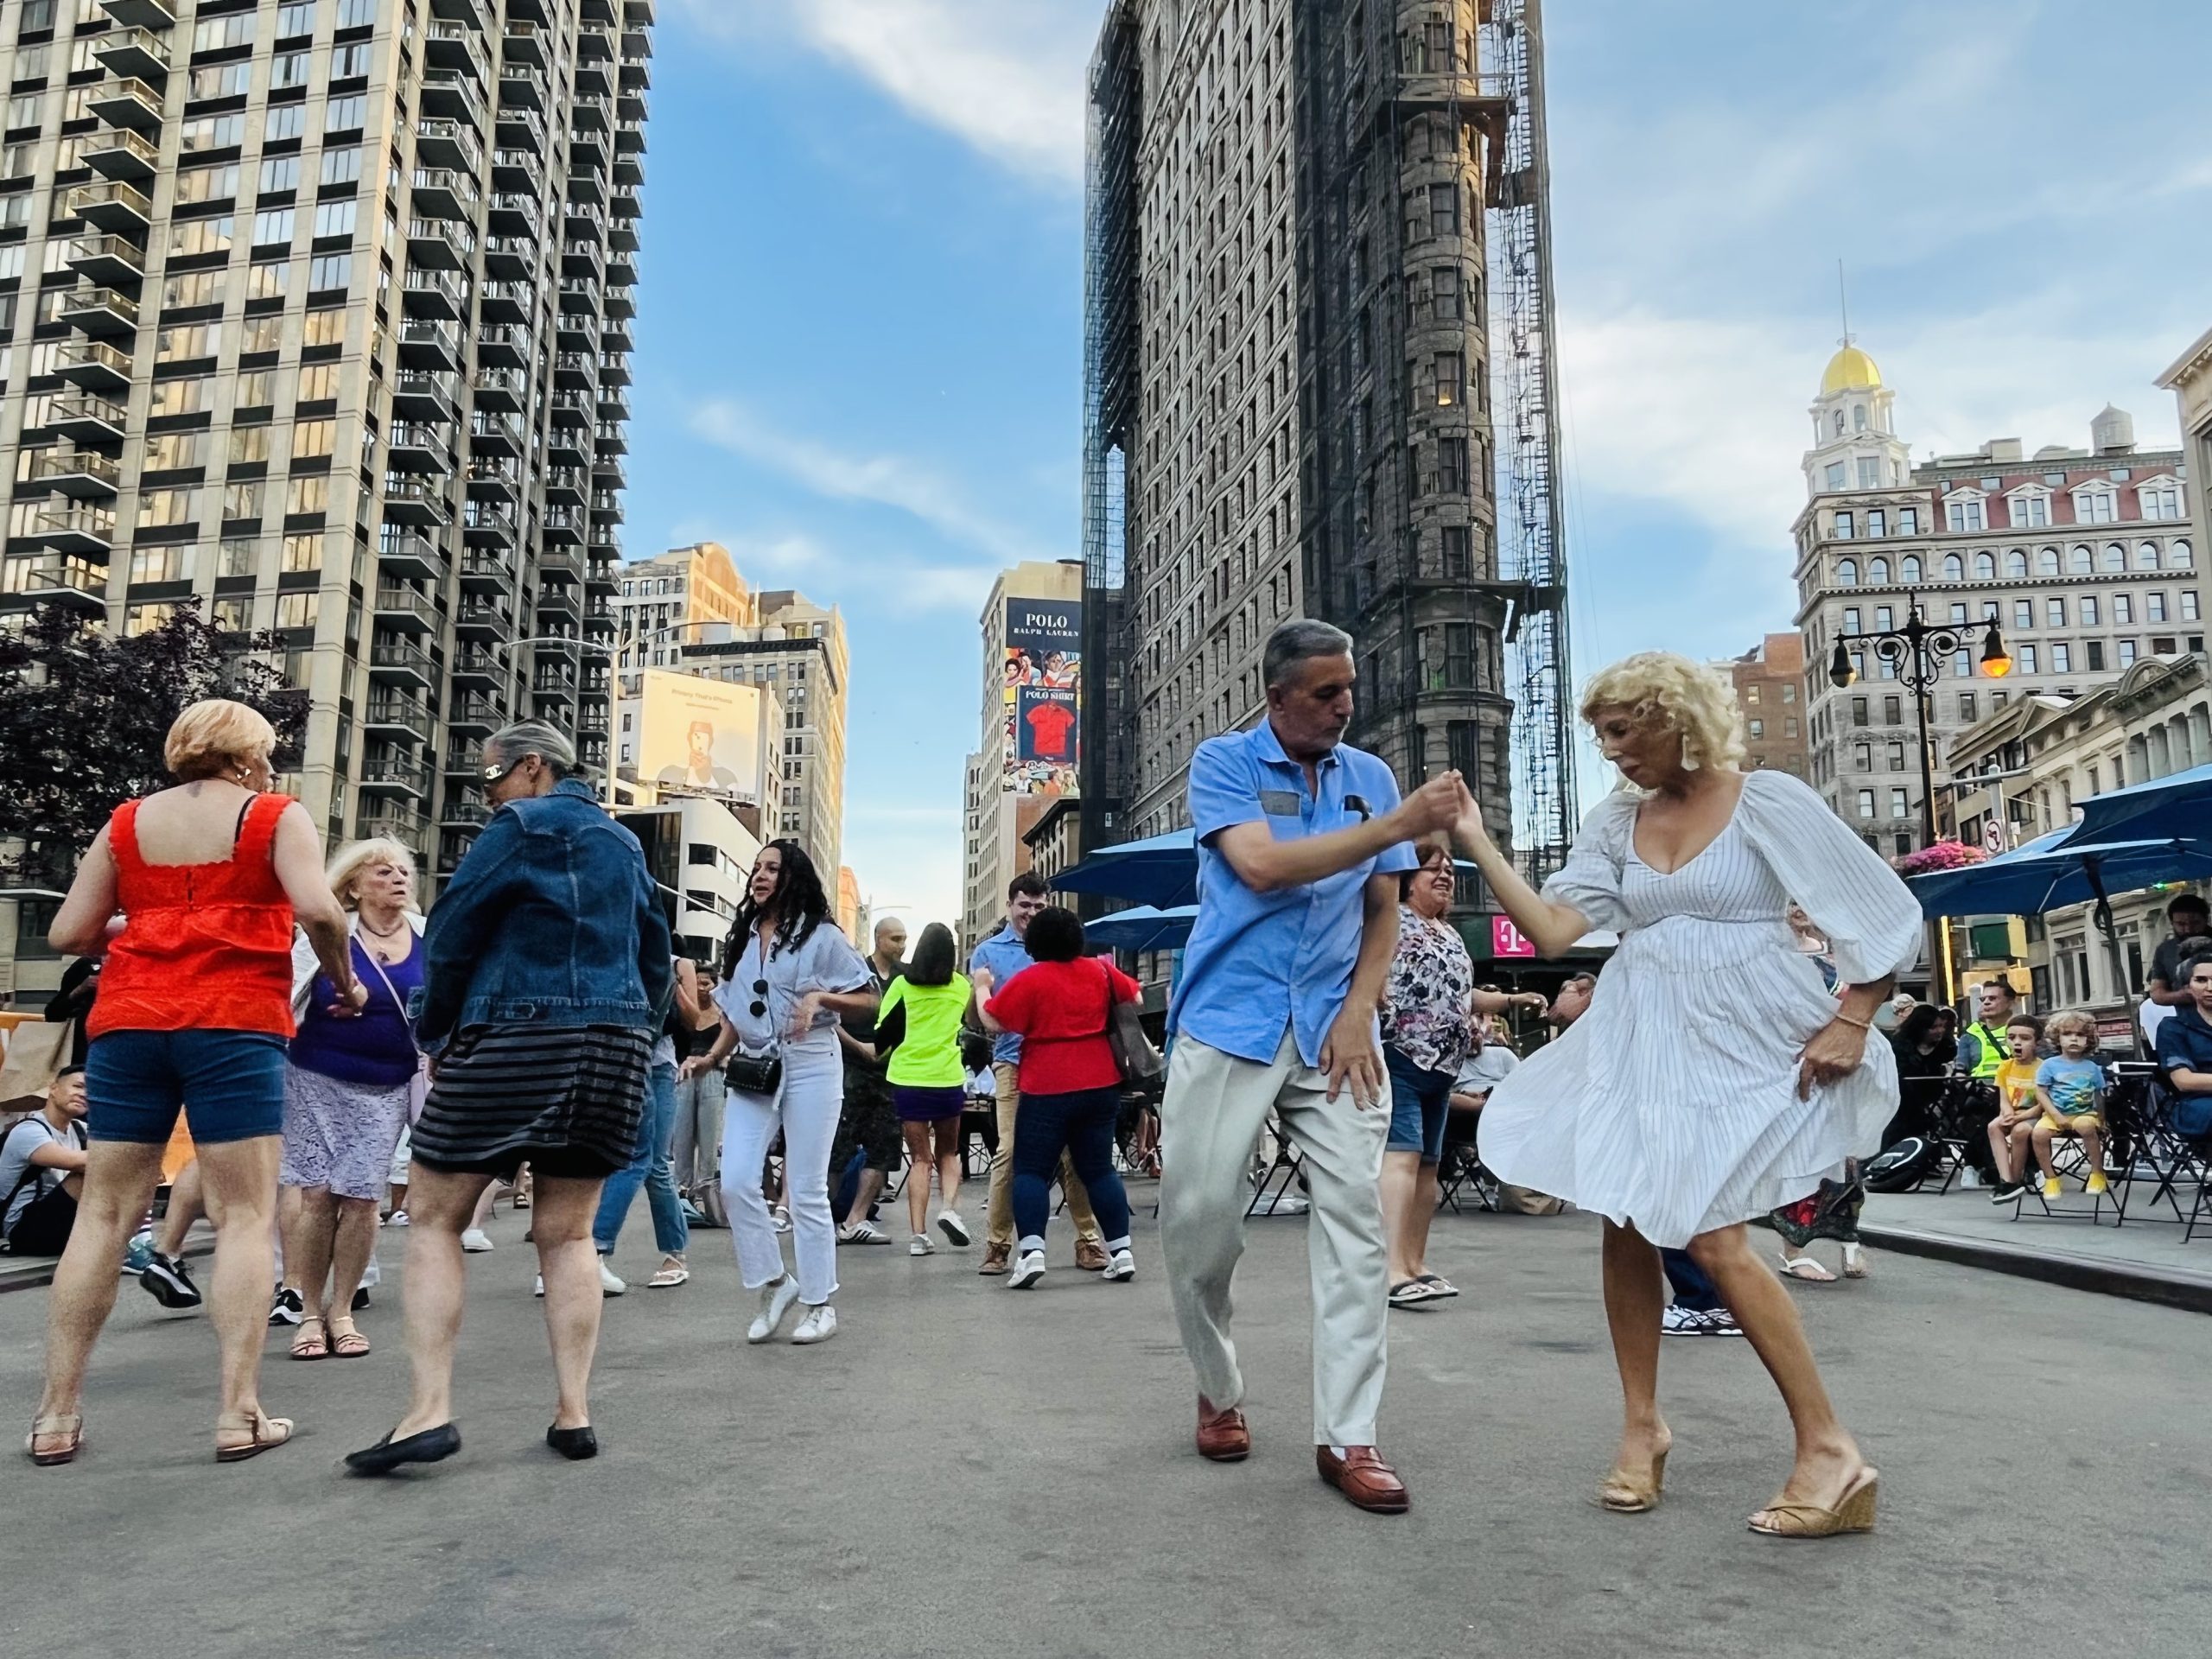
[27,700,358,1468]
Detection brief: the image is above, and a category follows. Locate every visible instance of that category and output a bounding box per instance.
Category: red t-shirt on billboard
[1026,699,1076,758]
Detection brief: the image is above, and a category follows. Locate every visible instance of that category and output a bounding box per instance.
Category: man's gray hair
[1262,617,1356,690]
[486,719,576,779]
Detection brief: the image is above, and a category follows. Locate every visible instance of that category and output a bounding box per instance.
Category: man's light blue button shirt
[1166,722,1418,1067]
[969,924,1034,1065]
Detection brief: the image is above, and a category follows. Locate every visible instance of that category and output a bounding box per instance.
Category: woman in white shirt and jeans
[683,841,874,1347]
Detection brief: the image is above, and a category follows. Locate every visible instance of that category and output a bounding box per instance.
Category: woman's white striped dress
[1478,769,1924,1249]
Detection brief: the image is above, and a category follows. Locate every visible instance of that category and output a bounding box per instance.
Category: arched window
[1833,410,1845,437]
[2101,543,2126,571]
[1973,551,1994,580]
[2176,539,2194,569]
[2037,547,2061,575]
[1902,555,1922,583]
[1944,553,1965,580]
[2069,544,2094,574]
[1869,556,1890,584]
[2005,550,2028,578]
[1836,557,1859,587]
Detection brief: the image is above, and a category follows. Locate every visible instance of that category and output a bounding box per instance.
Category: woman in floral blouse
[1380,843,1546,1307]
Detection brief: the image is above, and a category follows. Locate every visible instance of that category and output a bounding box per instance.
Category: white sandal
[1777,1251,1835,1283]
[646,1257,689,1289]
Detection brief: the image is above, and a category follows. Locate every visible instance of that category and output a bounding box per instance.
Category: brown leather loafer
[1316,1445,1409,1513]
[1196,1395,1250,1462]
[1074,1239,1109,1272]
[977,1243,1011,1276]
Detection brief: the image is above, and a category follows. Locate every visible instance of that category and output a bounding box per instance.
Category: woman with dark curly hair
[683,841,875,1347]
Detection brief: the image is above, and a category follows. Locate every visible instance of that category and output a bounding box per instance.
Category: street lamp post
[1828,591,2012,849]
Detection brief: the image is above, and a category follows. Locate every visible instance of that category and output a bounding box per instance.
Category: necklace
[358,912,410,941]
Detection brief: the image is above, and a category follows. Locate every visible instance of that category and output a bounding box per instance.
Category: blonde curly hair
[1579,651,1746,774]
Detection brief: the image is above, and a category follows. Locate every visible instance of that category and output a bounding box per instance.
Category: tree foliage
[0,598,307,887]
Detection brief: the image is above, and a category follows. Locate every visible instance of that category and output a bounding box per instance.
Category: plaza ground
[2,1196,2205,1659]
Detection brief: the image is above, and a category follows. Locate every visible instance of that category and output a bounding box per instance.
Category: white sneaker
[598,1256,627,1295]
[1103,1248,1136,1282]
[1252,1192,1308,1217]
[791,1305,838,1344]
[1007,1249,1046,1289]
[747,1274,801,1343]
[937,1209,971,1248]
[838,1219,890,1245]
[533,1274,545,1298]
[771,1205,792,1235]
[460,1228,494,1253]
[386,1210,410,1227]
[910,1233,935,1255]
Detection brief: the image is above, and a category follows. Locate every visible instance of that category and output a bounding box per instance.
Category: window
[1968,551,1991,580]
[1890,788,1910,821]
[274,591,319,630]
[1834,510,1854,538]
[2086,641,2106,671]
[1959,692,1978,722]
[245,260,289,302]
[137,487,199,528]
[240,313,283,354]
[1825,462,1847,491]
[1947,496,1986,532]
[222,480,263,521]
[311,199,357,240]
[2047,597,2067,627]
[264,103,306,145]
[1883,696,1902,724]
[325,94,366,134]
[290,419,334,459]
[1836,557,1858,587]
[2149,592,2169,623]
[1843,607,1861,632]
[1875,606,1895,630]
[2038,547,2061,575]
[169,217,234,258]
[148,377,210,416]
[302,308,346,347]
[2075,487,2117,524]
[330,41,372,79]
[1749,718,1764,739]
[1951,650,1972,677]
[193,12,257,53]
[189,62,253,101]
[250,207,294,247]
[2176,540,2195,569]
[281,531,322,573]
[320,145,361,188]
[2081,595,2100,626]
[2115,594,2134,623]
[1867,510,1887,538]
[1857,456,1881,488]
[257,155,300,195]
[1888,743,1906,772]
[144,430,208,471]
[2005,549,2027,577]
[2070,544,2094,574]
[2119,639,2138,667]
[2019,645,2038,674]
[1430,266,1461,320]
[1782,684,1796,703]
[1901,555,1922,583]
[285,474,329,516]
[1856,789,1876,819]
[229,425,270,464]
[296,363,339,401]
[1897,507,1917,535]
[2142,481,2183,520]
[1869,557,1890,584]
[1427,181,1459,236]
[2187,591,2202,621]
[2099,542,2124,571]
[2013,493,2049,528]
[175,162,240,205]
[270,51,311,90]
[156,323,215,362]
[2052,643,2071,673]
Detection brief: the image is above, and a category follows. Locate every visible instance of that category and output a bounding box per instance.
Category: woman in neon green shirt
[874,923,973,1255]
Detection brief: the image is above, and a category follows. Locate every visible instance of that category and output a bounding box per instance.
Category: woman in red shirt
[30,699,358,1468]
[976,906,1138,1289]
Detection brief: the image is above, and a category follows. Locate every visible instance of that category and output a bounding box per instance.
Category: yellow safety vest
[1966,1021,2007,1080]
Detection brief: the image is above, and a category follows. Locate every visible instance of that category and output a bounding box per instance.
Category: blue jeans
[1662,1247,1723,1313]
[594,1060,688,1256]
[86,1028,289,1144]
[1011,1085,1131,1249]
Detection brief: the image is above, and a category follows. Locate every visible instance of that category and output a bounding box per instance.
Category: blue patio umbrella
[2058,761,2212,849]
[1079,904,1201,954]
[1907,835,2212,918]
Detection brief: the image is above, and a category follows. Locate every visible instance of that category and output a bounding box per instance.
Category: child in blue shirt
[2031,1011,2108,1199]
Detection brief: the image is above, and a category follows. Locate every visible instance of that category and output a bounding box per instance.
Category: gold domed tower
[1803,336,1909,499]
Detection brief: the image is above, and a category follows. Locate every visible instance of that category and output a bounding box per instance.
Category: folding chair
[2115,1074,2212,1229]
[1247,1116,1306,1218]
[1435,1106,1497,1213]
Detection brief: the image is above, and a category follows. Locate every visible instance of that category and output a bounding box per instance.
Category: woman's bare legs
[530,1175,607,1431]
[194,1136,289,1450]
[388,1166,493,1439]
[901,1121,935,1238]
[325,1196,380,1322]
[931,1117,963,1219]
[1600,1219,1670,1479]
[35,1141,166,1452]
[1684,1222,1868,1520]
[154,1157,204,1258]
[283,1185,337,1308]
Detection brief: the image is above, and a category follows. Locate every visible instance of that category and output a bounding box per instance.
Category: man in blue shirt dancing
[1161,618,1463,1514]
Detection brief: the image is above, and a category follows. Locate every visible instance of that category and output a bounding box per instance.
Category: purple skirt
[893,1085,964,1123]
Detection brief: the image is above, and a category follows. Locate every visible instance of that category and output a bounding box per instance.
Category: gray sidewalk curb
[0,1233,215,1296]
[1859,1221,2212,1316]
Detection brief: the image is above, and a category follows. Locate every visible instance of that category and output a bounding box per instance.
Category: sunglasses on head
[748,978,768,1018]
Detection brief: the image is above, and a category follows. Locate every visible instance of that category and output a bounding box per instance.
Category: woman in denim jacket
[347,721,672,1475]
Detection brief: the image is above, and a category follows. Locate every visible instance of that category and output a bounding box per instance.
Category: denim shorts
[1384,1047,1454,1165]
[86,1029,289,1146]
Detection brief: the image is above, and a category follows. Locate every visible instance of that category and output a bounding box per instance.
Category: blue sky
[632,0,2212,925]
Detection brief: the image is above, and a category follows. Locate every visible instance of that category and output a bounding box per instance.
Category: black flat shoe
[546,1424,597,1461]
[343,1422,461,1475]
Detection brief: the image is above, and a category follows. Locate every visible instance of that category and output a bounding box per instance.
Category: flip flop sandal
[1389,1280,1437,1307]
[1777,1253,1836,1283]
[215,1414,296,1464]
[289,1319,330,1361]
[1417,1274,1461,1298]
[25,1412,84,1466]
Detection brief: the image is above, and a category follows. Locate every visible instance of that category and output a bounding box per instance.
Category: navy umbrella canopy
[1906,834,2212,918]
[2061,761,2212,849]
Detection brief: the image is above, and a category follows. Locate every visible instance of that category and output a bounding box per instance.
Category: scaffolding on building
[1480,0,1579,881]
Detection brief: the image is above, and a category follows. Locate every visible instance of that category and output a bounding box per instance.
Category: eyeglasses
[748,978,768,1018]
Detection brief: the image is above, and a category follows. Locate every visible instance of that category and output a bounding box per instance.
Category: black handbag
[725,1048,784,1096]
[1103,969,1163,1084]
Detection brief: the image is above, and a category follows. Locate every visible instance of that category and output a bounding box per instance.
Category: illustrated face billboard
[633,670,764,802]
[1003,598,1080,797]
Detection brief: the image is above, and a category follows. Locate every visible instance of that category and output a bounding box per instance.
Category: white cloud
[673,0,1093,185]
[690,398,1043,568]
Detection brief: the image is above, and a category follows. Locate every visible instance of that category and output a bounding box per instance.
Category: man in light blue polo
[1160,617,1464,1515]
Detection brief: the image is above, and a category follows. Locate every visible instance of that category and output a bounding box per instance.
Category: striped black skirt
[410,1024,652,1182]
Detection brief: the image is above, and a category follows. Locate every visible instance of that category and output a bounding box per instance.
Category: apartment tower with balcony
[0,0,654,894]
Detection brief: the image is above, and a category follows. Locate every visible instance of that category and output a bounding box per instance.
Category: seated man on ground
[1985,1015,2046,1204]
[2,1067,90,1256]
[2030,1011,2109,1199]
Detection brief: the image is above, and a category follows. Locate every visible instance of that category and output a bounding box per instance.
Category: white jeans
[720,1033,842,1306]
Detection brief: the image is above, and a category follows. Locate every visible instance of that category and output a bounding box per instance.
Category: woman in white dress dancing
[1454,652,1921,1539]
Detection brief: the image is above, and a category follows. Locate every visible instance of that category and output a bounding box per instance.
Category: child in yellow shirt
[1985,1015,2044,1204]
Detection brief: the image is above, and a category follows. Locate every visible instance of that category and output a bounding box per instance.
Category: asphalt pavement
[3,1194,2207,1659]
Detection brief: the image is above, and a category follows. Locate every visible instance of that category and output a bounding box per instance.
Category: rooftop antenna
[1837,257,1853,347]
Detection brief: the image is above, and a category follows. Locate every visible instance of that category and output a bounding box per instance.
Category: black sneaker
[352,1286,371,1312]
[268,1286,304,1326]
[139,1252,203,1310]
[1988,1182,2026,1205]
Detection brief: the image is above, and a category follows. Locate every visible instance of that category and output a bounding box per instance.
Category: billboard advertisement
[1002,597,1080,796]
[630,670,766,803]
